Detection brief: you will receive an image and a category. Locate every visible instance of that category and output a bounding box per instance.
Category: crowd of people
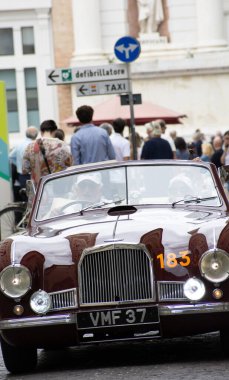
[9,103,229,202]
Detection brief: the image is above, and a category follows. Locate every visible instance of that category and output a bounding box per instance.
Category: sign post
[114,36,141,160]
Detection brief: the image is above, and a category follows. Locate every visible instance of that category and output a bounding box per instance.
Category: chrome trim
[78,243,154,306]
[49,288,77,311]
[158,281,187,301]
[159,302,229,315]
[0,314,77,330]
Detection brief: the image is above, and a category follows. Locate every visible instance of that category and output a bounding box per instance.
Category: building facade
[1,0,229,147]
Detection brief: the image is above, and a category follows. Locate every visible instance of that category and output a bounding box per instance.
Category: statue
[137,0,164,35]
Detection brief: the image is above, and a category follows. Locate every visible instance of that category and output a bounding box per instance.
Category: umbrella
[63,96,186,126]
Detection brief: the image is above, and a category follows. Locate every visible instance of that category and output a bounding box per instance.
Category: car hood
[8,207,228,269]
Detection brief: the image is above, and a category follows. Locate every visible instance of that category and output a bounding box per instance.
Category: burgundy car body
[0,160,229,373]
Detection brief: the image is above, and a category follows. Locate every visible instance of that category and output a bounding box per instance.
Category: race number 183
[156,250,190,269]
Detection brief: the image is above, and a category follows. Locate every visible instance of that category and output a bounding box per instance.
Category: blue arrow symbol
[115,43,139,60]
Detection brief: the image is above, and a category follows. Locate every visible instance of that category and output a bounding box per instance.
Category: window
[0,70,19,132]
[0,29,14,55]
[24,68,39,126]
[21,27,35,54]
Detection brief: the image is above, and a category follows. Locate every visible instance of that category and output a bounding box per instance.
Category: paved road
[0,332,229,379]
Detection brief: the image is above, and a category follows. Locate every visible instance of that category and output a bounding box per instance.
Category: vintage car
[1,159,229,373]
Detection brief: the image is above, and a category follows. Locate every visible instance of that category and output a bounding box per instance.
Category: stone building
[1,0,229,146]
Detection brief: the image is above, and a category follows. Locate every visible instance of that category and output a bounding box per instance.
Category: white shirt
[110,133,130,161]
[162,135,176,152]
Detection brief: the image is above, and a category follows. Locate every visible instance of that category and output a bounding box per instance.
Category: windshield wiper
[79,198,125,215]
[171,196,218,208]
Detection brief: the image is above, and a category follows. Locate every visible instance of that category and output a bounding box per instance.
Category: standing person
[211,135,223,168]
[110,118,130,161]
[144,123,153,141]
[174,136,189,160]
[70,105,115,165]
[130,132,143,160]
[157,119,176,159]
[100,122,113,136]
[141,122,173,159]
[192,131,204,157]
[220,131,229,166]
[200,142,214,162]
[9,126,38,198]
[22,120,72,187]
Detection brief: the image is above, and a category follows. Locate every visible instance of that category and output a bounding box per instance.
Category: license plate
[77,306,158,329]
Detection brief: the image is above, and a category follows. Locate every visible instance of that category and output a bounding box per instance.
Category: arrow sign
[115,43,139,60]
[114,36,141,63]
[48,70,60,83]
[78,84,89,95]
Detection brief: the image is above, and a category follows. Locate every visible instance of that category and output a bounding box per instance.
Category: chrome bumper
[159,302,229,315]
[0,313,77,330]
[1,302,229,330]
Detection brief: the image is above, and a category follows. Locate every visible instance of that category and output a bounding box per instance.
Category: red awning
[63,96,186,126]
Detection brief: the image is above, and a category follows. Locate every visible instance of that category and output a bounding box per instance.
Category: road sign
[46,64,128,85]
[120,93,142,105]
[76,79,130,97]
[114,36,141,63]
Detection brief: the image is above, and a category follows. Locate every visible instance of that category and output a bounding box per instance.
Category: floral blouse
[22,137,72,186]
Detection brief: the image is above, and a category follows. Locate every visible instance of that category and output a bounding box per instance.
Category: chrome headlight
[0,265,31,299]
[30,290,51,314]
[184,278,205,301]
[199,248,229,283]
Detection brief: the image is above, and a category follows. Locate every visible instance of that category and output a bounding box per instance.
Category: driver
[69,172,103,204]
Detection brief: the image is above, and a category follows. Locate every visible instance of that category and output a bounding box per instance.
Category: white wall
[0,1,56,147]
[168,0,197,46]
[100,0,128,55]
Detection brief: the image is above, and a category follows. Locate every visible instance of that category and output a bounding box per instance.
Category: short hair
[151,121,162,136]
[175,137,187,151]
[26,126,38,140]
[40,119,57,133]
[224,130,229,137]
[112,118,126,134]
[54,128,65,141]
[157,119,166,129]
[76,105,94,124]
[100,123,113,136]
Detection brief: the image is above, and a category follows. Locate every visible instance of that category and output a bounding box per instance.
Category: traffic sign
[46,64,128,85]
[114,36,141,63]
[76,79,130,97]
[120,93,142,105]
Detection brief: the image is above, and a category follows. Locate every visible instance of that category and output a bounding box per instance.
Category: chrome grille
[49,288,77,311]
[79,244,153,305]
[158,282,187,301]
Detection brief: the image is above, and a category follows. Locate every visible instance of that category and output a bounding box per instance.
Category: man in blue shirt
[10,126,38,186]
[70,105,115,165]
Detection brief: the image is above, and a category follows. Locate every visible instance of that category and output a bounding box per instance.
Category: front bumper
[1,302,229,330]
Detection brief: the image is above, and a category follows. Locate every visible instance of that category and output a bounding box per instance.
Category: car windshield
[36,164,221,221]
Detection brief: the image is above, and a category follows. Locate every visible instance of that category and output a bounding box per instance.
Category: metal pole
[126,63,137,160]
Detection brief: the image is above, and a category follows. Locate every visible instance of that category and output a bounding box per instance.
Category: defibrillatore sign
[46,64,128,85]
